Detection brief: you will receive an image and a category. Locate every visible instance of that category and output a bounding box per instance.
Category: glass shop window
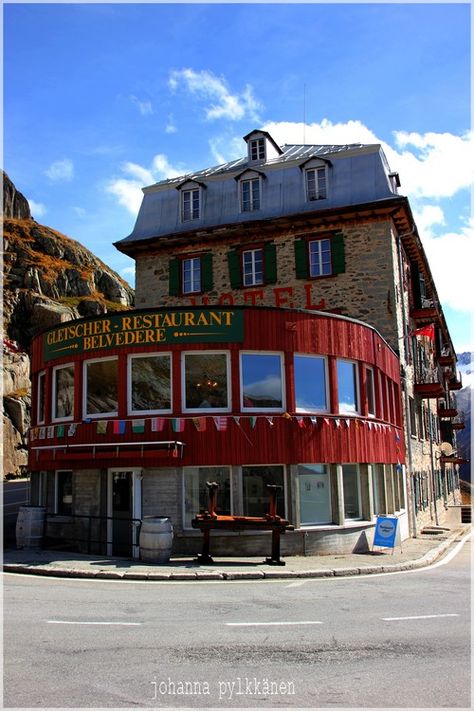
[342,464,361,519]
[242,465,285,518]
[129,354,171,414]
[183,352,229,411]
[55,470,72,516]
[372,464,386,515]
[84,358,119,417]
[183,466,231,529]
[294,355,328,412]
[337,360,359,414]
[52,364,75,421]
[240,353,284,410]
[298,464,332,525]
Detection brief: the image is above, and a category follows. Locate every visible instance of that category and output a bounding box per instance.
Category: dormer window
[182,188,200,221]
[305,167,327,201]
[250,138,265,162]
[241,178,261,212]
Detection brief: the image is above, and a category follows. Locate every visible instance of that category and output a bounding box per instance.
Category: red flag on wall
[413,324,435,340]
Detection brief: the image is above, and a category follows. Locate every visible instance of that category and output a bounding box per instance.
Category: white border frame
[239,175,262,214]
[180,186,201,223]
[181,350,231,414]
[51,363,75,423]
[240,351,285,413]
[83,356,119,420]
[182,465,233,530]
[107,468,142,559]
[294,353,330,414]
[127,352,173,416]
[336,358,360,415]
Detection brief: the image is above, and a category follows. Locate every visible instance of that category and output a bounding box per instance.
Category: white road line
[47,620,142,626]
[286,581,306,588]
[382,613,460,621]
[226,620,322,627]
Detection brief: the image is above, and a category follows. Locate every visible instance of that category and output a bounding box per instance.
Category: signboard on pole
[373,516,398,549]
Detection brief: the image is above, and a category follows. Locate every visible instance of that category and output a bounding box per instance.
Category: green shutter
[294,238,309,279]
[169,257,180,296]
[264,243,277,284]
[227,249,242,289]
[331,232,346,274]
[200,252,213,292]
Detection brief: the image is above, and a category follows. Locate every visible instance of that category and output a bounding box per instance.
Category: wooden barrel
[16,506,46,549]
[139,517,173,563]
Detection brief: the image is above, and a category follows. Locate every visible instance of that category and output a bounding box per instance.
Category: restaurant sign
[43,309,244,361]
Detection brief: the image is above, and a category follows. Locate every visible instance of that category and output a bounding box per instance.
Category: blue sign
[373,516,398,548]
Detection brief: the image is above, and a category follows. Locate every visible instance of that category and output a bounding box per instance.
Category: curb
[3,528,469,582]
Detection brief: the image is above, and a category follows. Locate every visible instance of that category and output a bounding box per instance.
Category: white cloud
[209,135,245,165]
[106,154,185,214]
[45,158,74,182]
[130,95,153,116]
[165,114,177,134]
[72,206,86,217]
[412,204,446,235]
[169,68,261,122]
[120,266,136,287]
[28,199,46,218]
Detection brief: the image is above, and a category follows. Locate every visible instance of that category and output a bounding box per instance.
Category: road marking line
[226,620,322,627]
[286,581,306,588]
[382,613,460,621]
[47,620,142,626]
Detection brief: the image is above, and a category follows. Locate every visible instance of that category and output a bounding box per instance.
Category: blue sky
[4,2,472,351]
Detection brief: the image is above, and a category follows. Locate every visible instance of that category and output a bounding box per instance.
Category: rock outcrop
[2,172,135,478]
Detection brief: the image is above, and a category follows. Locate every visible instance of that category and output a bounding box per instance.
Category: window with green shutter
[169,257,180,296]
[227,249,242,289]
[331,232,345,274]
[263,243,277,284]
[201,253,213,292]
[294,238,309,279]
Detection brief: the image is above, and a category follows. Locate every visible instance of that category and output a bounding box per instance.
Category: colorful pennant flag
[233,416,241,426]
[334,419,341,428]
[266,417,274,427]
[345,419,351,428]
[39,427,46,440]
[67,423,77,437]
[113,420,126,435]
[282,412,292,420]
[213,416,228,431]
[296,417,306,429]
[47,426,55,438]
[56,424,65,438]
[323,418,330,426]
[249,416,257,429]
[171,418,185,433]
[193,417,207,432]
[413,323,435,341]
[151,417,165,432]
[132,419,145,434]
[96,420,107,434]
[310,417,318,426]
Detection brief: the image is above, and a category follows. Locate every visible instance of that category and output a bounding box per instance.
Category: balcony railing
[414,362,445,398]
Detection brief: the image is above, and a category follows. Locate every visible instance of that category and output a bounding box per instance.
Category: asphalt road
[3,534,471,709]
[3,479,29,543]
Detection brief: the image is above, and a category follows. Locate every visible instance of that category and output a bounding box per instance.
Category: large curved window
[128,354,171,414]
[84,358,118,417]
[183,352,230,412]
[240,353,284,411]
[294,355,328,412]
[183,466,231,529]
[337,360,359,414]
[52,364,74,421]
[242,465,285,517]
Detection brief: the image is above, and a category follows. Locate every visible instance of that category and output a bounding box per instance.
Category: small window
[305,167,327,201]
[242,248,263,286]
[182,257,201,294]
[84,357,118,417]
[55,470,72,516]
[241,178,260,212]
[365,367,376,417]
[37,371,46,424]
[250,138,265,162]
[342,464,361,519]
[128,354,171,414]
[372,464,386,515]
[181,188,200,221]
[52,364,74,421]
[183,467,231,529]
[241,352,284,411]
[309,239,332,277]
[183,352,229,411]
[242,465,285,517]
[294,355,328,412]
[337,360,359,414]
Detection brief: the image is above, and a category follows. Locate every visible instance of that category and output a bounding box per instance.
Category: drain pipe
[396,231,417,537]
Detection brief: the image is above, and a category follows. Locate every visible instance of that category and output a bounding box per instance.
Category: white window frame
[365,366,376,417]
[107,468,142,559]
[249,138,265,162]
[182,465,233,530]
[52,363,75,423]
[240,351,285,413]
[242,247,264,287]
[240,177,261,212]
[337,359,360,415]
[294,354,329,414]
[83,356,119,419]
[37,370,46,425]
[305,166,328,201]
[341,463,362,521]
[308,238,332,278]
[181,350,231,414]
[181,256,201,294]
[181,188,200,222]
[127,352,173,416]
[54,469,73,516]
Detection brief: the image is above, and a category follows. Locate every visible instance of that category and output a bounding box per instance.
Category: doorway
[107,469,142,558]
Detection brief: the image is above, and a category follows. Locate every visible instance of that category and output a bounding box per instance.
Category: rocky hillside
[2,172,135,478]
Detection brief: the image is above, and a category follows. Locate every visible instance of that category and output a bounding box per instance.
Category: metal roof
[145,142,375,190]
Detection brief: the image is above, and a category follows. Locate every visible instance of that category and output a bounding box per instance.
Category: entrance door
[107,469,142,558]
[298,465,332,525]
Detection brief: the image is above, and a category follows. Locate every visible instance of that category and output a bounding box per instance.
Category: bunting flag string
[132,419,145,434]
[171,418,185,433]
[310,416,318,426]
[213,416,228,431]
[296,417,306,429]
[192,417,207,432]
[334,419,341,428]
[151,417,165,432]
[266,417,274,427]
[56,424,65,438]
[96,421,107,434]
[249,417,257,429]
[67,423,77,437]
[113,420,126,435]
[47,425,55,438]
